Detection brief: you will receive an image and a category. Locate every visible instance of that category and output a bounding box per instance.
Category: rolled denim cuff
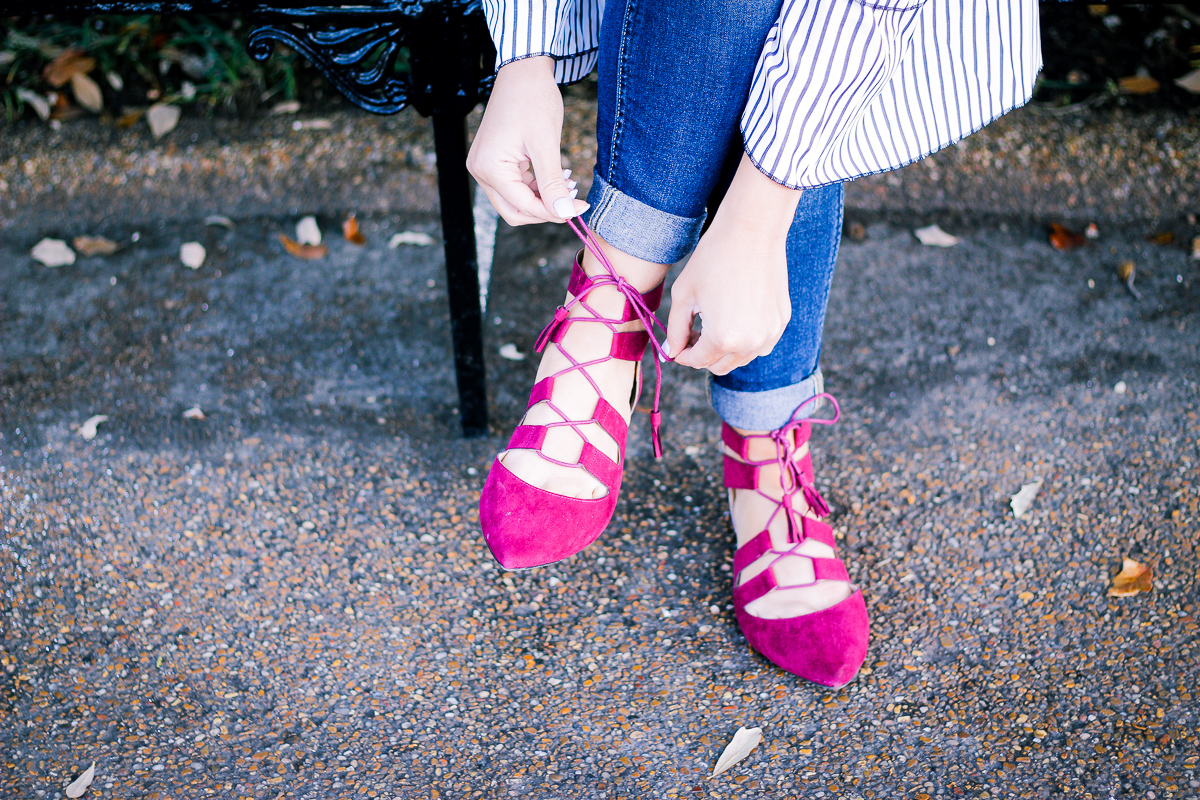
[709,368,826,430]
[584,172,706,265]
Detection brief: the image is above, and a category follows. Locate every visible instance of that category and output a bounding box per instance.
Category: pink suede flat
[480,218,666,570]
[724,394,869,687]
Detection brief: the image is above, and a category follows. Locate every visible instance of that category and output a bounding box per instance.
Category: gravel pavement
[1,189,1198,798]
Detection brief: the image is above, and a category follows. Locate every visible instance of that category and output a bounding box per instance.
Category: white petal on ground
[147,102,180,139]
[914,224,960,247]
[182,406,206,420]
[271,100,301,115]
[498,343,526,361]
[1175,68,1200,94]
[70,72,104,113]
[1114,381,1128,395]
[388,231,435,247]
[204,215,236,229]
[180,242,206,270]
[296,216,322,246]
[1009,478,1043,519]
[32,238,76,267]
[710,726,763,778]
[65,761,95,798]
[16,88,50,120]
[78,415,108,441]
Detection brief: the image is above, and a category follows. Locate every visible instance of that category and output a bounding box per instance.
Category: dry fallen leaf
[1049,223,1086,250]
[498,343,526,361]
[279,234,328,260]
[1117,260,1142,299]
[1191,236,1200,262]
[1176,68,1200,94]
[17,88,51,121]
[1009,478,1043,519]
[44,50,95,87]
[32,238,76,267]
[180,242,206,270]
[78,415,108,441]
[182,406,205,420]
[271,100,301,115]
[296,216,322,246]
[711,726,763,778]
[343,215,367,245]
[70,72,103,113]
[845,221,867,242]
[147,102,180,139]
[116,109,144,129]
[65,761,96,798]
[73,236,119,257]
[388,231,436,247]
[1108,556,1153,597]
[1118,75,1160,95]
[914,224,959,247]
[1147,231,1174,246]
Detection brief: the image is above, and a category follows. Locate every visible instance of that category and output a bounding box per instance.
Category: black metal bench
[2,1,497,436]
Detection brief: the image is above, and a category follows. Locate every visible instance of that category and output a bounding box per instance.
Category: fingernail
[569,188,578,199]
[661,339,672,359]
[567,179,578,189]
[562,168,572,179]
[553,197,575,219]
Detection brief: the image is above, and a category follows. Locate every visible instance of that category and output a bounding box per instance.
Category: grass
[0,14,311,125]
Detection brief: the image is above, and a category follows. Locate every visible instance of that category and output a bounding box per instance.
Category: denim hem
[584,172,706,265]
[709,368,826,430]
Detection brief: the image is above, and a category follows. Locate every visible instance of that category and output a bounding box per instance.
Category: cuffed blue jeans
[583,0,843,431]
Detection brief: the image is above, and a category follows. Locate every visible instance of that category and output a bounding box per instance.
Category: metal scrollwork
[245,2,496,117]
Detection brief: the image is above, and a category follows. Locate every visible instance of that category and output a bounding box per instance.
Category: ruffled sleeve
[480,0,604,84]
[741,0,1042,189]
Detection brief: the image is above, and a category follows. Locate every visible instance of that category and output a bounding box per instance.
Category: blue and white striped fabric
[481,0,1041,189]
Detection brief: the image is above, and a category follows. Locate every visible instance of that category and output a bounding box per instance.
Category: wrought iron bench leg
[431,111,489,437]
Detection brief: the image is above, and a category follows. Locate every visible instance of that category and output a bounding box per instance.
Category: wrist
[710,152,801,237]
[496,55,556,83]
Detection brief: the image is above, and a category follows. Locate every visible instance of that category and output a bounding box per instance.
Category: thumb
[529,148,581,219]
[664,285,696,362]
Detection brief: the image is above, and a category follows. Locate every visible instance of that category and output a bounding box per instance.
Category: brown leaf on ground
[279,234,328,260]
[72,236,120,257]
[1118,75,1160,95]
[343,215,367,246]
[1049,223,1086,250]
[43,50,95,88]
[1108,557,1153,597]
[1147,231,1174,245]
[116,109,144,129]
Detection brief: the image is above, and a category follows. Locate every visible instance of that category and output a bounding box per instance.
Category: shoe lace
[531,217,669,458]
[756,393,841,545]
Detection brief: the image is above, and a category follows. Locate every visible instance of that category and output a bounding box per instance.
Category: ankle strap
[567,255,664,316]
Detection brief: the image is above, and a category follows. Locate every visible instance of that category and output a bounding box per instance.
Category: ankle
[580,233,669,294]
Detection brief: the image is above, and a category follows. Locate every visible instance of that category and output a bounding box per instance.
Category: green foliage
[0,14,303,125]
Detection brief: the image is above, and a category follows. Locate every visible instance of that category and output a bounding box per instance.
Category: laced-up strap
[529,217,669,458]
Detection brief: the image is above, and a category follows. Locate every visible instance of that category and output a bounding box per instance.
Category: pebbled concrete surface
[1,201,1199,799]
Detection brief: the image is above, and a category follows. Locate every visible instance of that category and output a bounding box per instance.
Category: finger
[480,183,548,227]
[529,147,580,219]
[664,288,697,362]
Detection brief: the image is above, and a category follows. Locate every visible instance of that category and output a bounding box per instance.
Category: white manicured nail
[553,197,575,219]
[569,188,578,199]
[661,340,672,359]
[562,169,572,179]
[567,179,578,189]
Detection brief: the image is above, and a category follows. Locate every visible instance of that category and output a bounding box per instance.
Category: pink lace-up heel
[724,394,868,687]
[480,218,668,570]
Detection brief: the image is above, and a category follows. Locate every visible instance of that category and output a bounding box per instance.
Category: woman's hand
[467,57,590,225]
[664,153,802,375]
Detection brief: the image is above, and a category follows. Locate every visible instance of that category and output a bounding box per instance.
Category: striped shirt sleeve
[741,0,1042,189]
[480,0,604,84]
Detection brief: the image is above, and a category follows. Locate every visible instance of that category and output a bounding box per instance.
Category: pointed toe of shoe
[736,590,869,687]
[479,459,617,570]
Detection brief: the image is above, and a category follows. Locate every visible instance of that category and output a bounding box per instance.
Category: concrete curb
[2,100,1198,240]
